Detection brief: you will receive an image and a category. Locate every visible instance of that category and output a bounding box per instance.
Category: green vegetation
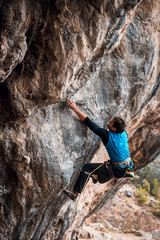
[132,165,160,200]
[152,179,160,199]
[142,179,150,193]
[132,163,160,217]
[151,201,160,217]
[135,186,149,205]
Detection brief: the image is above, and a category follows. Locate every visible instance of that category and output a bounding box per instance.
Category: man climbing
[63,100,134,200]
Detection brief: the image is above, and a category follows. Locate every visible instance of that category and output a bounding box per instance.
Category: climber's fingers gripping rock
[67,100,77,111]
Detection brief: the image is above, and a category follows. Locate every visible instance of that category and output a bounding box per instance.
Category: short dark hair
[113,117,126,133]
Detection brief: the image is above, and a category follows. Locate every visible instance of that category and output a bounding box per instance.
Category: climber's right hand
[67,100,77,111]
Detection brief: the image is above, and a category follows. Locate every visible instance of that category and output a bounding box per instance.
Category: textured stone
[152,230,160,240]
[0,0,159,239]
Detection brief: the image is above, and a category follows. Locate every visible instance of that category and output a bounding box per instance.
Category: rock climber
[63,100,134,200]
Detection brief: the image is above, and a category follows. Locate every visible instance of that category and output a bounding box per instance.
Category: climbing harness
[112,158,134,181]
[69,159,134,240]
[111,157,132,167]
[104,161,115,179]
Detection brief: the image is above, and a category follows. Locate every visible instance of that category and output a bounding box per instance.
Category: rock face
[0,0,159,239]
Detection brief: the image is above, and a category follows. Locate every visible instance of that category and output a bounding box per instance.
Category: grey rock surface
[0,0,159,239]
[152,230,160,240]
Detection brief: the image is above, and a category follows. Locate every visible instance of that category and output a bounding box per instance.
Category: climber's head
[108,117,126,133]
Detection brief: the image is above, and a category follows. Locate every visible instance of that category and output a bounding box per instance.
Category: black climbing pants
[73,163,126,193]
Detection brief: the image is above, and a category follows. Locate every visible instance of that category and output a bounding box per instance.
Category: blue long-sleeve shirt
[83,117,132,168]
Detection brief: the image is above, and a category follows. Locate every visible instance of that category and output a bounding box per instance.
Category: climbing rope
[73,165,98,183]
[70,160,134,225]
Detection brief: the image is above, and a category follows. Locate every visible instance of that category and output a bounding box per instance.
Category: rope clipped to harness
[104,161,115,179]
[70,161,134,239]
[109,158,134,180]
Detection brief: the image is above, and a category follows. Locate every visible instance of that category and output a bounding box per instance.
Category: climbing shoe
[63,190,77,201]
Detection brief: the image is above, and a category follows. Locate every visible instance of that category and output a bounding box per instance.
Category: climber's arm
[83,117,109,145]
[67,100,109,145]
[67,100,87,122]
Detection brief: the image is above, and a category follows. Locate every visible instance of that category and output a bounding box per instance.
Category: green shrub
[136,186,149,205]
[137,195,149,205]
[151,201,160,218]
[152,179,160,199]
[142,179,150,193]
[132,165,160,197]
